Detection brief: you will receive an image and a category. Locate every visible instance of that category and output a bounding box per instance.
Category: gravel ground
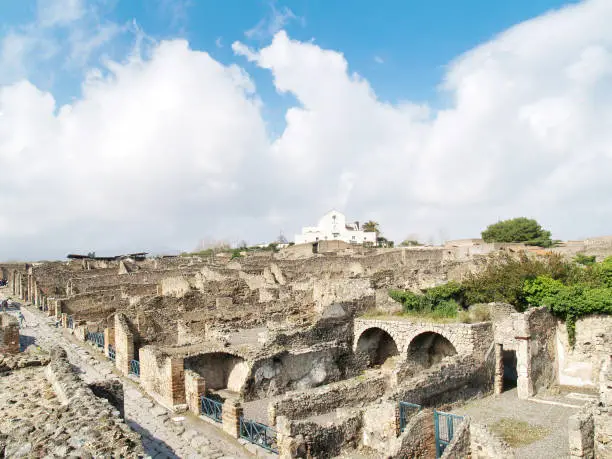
[453,388,588,459]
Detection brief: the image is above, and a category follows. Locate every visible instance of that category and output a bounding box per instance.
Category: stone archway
[407,332,457,369]
[185,352,249,393]
[356,327,400,367]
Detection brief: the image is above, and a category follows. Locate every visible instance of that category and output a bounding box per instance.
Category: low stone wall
[277,410,363,458]
[88,379,125,419]
[390,409,435,458]
[269,372,388,423]
[361,400,397,452]
[0,352,50,373]
[44,347,143,456]
[470,423,515,458]
[441,416,470,459]
[0,313,20,355]
[390,353,494,407]
[568,403,595,458]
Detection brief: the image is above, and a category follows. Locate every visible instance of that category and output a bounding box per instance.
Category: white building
[294,210,377,245]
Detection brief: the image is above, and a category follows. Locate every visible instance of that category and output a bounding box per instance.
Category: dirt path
[2,291,251,459]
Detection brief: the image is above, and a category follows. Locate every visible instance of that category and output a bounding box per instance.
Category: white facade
[294,210,377,245]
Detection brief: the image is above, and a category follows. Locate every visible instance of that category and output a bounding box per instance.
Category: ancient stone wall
[557,315,612,388]
[568,403,595,458]
[390,353,494,407]
[269,372,388,423]
[469,423,515,458]
[390,409,436,459]
[114,313,135,376]
[43,347,143,456]
[441,416,470,459]
[595,355,612,458]
[278,411,363,458]
[526,306,557,393]
[61,289,129,320]
[140,346,185,409]
[360,400,397,453]
[0,313,20,355]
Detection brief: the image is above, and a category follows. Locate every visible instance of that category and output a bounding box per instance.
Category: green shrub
[574,253,596,266]
[481,217,553,247]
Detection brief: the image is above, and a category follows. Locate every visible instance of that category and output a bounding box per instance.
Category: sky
[0,0,611,259]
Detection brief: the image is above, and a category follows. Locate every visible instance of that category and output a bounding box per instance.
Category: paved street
[1,290,252,459]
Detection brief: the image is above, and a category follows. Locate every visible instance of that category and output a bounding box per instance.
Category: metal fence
[85,331,104,349]
[129,359,140,377]
[434,410,464,458]
[108,344,116,362]
[239,417,278,454]
[399,401,422,433]
[200,396,223,423]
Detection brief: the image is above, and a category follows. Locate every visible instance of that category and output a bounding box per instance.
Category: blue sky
[0,0,579,125]
[1,0,611,258]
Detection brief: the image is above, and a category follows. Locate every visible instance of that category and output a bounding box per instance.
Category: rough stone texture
[525,306,557,395]
[114,313,135,376]
[360,400,397,452]
[595,355,612,459]
[88,379,125,419]
[140,345,186,408]
[390,409,436,459]
[354,318,493,360]
[568,403,595,458]
[441,416,470,459]
[269,371,388,423]
[0,313,20,355]
[470,423,515,458]
[277,410,362,458]
[557,315,612,388]
[185,368,206,415]
[0,352,50,373]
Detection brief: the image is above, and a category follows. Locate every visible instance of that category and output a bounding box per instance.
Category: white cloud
[245,3,303,41]
[2,0,612,259]
[215,37,223,48]
[374,55,384,64]
[37,0,84,27]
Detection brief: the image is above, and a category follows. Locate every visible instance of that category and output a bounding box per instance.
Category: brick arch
[353,321,409,354]
[404,327,461,354]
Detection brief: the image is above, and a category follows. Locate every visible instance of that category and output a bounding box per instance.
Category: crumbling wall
[245,347,345,400]
[140,346,186,408]
[557,315,612,388]
[596,356,612,458]
[360,401,397,453]
[0,313,20,355]
[441,416,470,459]
[390,409,436,459]
[470,423,515,458]
[269,372,388,423]
[568,403,595,459]
[526,306,557,393]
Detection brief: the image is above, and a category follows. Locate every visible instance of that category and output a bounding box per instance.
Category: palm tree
[363,220,380,234]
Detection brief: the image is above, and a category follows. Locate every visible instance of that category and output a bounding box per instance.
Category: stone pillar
[104,327,115,357]
[0,313,20,354]
[61,313,68,328]
[222,399,244,438]
[568,406,595,458]
[169,357,186,406]
[55,300,63,320]
[114,315,134,376]
[185,370,206,415]
[514,313,533,399]
[494,343,504,395]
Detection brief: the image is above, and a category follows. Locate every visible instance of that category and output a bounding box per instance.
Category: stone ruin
[1,237,611,458]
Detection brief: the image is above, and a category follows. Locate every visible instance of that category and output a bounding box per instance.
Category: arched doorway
[407,332,457,369]
[185,352,249,393]
[356,327,400,367]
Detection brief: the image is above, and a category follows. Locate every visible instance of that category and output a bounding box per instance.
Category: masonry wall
[360,401,397,453]
[390,353,494,407]
[114,313,134,376]
[441,417,470,459]
[390,409,436,459]
[0,313,20,355]
[557,315,612,388]
[470,423,515,458]
[526,306,557,393]
[568,403,595,459]
[140,346,185,408]
[269,372,388,423]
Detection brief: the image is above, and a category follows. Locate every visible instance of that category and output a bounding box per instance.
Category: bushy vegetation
[481,217,555,247]
[574,253,596,266]
[388,253,611,341]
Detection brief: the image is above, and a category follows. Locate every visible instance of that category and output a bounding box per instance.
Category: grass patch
[490,418,550,447]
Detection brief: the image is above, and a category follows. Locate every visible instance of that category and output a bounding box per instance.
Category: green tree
[363,220,380,234]
[481,217,553,247]
[400,239,422,247]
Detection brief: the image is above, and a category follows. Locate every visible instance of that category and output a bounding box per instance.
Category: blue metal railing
[108,344,116,362]
[399,401,422,433]
[129,359,140,377]
[85,331,104,349]
[200,396,223,422]
[239,417,278,454]
[434,410,464,458]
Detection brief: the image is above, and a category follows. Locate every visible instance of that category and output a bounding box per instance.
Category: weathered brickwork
[0,313,20,355]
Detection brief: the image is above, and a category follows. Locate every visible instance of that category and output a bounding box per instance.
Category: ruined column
[114,314,134,376]
[61,313,68,328]
[494,343,504,395]
[184,370,206,415]
[168,357,186,406]
[104,326,115,357]
[0,314,20,354]
[222,399,244,438]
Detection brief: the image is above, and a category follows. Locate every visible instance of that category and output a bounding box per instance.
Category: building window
[352,236,356,240]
